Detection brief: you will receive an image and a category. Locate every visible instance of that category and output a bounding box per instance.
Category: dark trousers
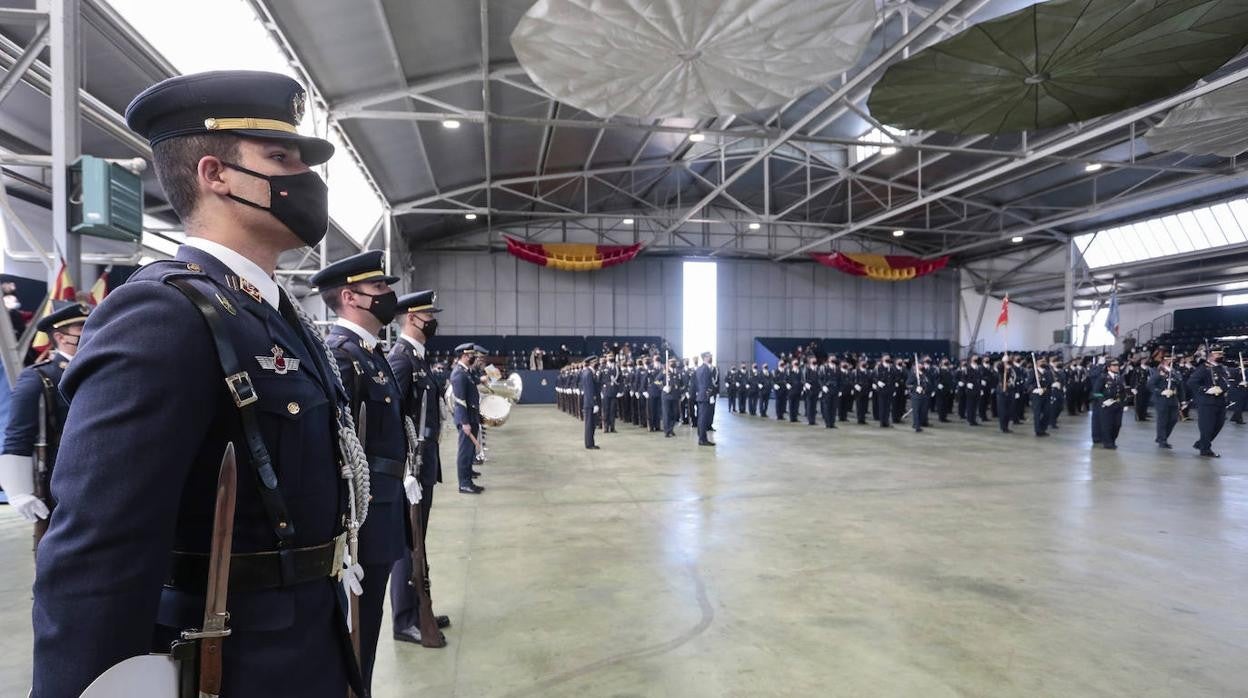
[663,397,679,434]
[456,426,476,486]
[604,396,617,431]
[804,393,818,425]
[911,394,928,430]
[1031,394,1049,435]
[821,393,836,427]
[1230,385,1247,422]
[996,392,1011,432]
[788,393,801,422]
[979,389,990,421]
[936,390,952,422]
[1196,402,1227,451]
[965,391,979,425]
[727,391,737,412]
[956,390,967,419]
[359,560,393,689]
[737,391,748,413]
[1090,400,1103,444]
[392,444,437,631]
[855,390,869,423]
[1155,401,1178,444]
[759,391,770,417]
[584,401,597,447]
[839,392,852,421]
[892,392,906,424]
[747,393,758,415]
[775,393,786,420]
[1134,388,1151,421]
[876,390,893,427]
[648,396,662,430]
[697,399,712,442]
[1048,392,1063,427]
[1100,403,1124,447]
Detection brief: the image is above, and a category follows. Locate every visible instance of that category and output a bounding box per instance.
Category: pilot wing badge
[256,345,301,375]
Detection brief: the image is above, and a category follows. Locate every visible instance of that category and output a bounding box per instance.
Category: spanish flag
[811,252,948,281]
[996,294,1009,330]
[31,261,77,353]
[505,236,643,271]
[89,266,111,305]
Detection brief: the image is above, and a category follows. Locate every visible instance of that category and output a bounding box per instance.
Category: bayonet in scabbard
[181,443,237,698]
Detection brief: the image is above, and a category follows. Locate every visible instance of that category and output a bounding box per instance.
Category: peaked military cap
[36,302,90,333]
[396,289,441,314]
[125,70,334,166]
[454,342,475,354]
[472,344,488,355]
[309,250,400,290]
[584,355,599,364]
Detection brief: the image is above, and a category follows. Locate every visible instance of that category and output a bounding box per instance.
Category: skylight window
[104,0,384,244]
[852,125,905,164]
[1074,196,1248,270]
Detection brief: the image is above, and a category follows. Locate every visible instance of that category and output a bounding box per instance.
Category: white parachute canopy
[1146,80,1248,157]
[510,0,879,120]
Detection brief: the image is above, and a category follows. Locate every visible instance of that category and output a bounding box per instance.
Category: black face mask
[223,162,329,247]
[354,289,397,325]
[419,316,439,339]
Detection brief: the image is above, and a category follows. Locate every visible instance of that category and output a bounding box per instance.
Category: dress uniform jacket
[388,336,442,489]
[2,351,71,503]
[33,247,357,698]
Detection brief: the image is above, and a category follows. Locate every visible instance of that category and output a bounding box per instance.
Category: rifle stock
[409,377,446,647]
[32,389,49,551]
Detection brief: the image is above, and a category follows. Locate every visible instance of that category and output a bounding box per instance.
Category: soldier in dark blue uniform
[773,363,788,420]
[1187,347,1231,458]
[905,359,930,432]
[647,357,664,432]
[602,355,620,433]
[758,363,772,418]
[662,357,683,436]
[874,356,894,428]
[736,362,749,413]
[801,355,819,426]
[33,71,370,697]
[1148,355,1181,449]
[787,358,802,423]
[725,364,739,413]
[1096,359,1127,449]
[451,344,486,491]
[0,303,89,538]
[694,352,716,446]
[818,355,838,429]
[314,250,409,690]
[386,290,452,645]
[581,356,601,449]
[1026,355,1052,437]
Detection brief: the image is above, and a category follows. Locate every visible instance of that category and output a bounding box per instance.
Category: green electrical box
[70,155,144,242]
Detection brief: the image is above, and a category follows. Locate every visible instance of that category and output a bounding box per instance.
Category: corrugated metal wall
[403,253,958,366]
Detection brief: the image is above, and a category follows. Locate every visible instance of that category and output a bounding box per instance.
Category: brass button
[384,396,392,404]
[287,401,301,415]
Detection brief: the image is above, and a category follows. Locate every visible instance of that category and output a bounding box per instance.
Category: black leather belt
[369,455,405,478]
[166,535,344,593]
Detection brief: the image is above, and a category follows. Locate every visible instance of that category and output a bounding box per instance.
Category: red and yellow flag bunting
[505,236,643,271]
[811,252,949,281]
[31,261,77,353]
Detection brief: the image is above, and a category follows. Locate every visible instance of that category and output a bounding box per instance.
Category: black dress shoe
[393,625,446,648]
[459,484,485,494]
[1158,442,1173,449]
[707,427,716,432]
[586,445,600,450]
[698,440,715,446]
[1103,444,1117,450]
[435,615,451,628]
[1037,433,1050,437]
[470,470,483,478]
[665,432,674,438]
[1199,450,1221,458]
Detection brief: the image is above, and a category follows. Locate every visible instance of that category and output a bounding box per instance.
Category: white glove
[593,405,600,414]
[786,383,793,389]
[981,380,987,386]
[822,386,829,394]
[1131,389,1138,395]
[916,387,924,394]
[663,386,671,394]
[1102,399,1116,406]
[854,384,862,391]
[404,475,423,504]
[0,454,48,522]
[804,383,811,390]
[938,384,945,390]
[1032,388,1043,395]
[957,382,964,388]
[1051,382,1060,389]
[1161,389,1175,398]
[1207,386,1224,396]
[643,391,649,399]
[876,381,885,389]
[7,492,49,522]
[341,551,365,601]
[1240,381,1248,387]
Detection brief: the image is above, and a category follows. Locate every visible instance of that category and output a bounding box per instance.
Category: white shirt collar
[54,349,73,363]
[183,237,280,309]
[400,333,426,357]
[335,318,381,349]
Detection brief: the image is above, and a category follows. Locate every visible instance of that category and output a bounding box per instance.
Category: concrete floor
[2,403,1246,697]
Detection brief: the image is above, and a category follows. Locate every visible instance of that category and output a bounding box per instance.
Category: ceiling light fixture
[622,218,634,225]
[442,119,461,129]
[892,229,905,237]
[688,132,706,142]
[1084,162,1103,173]
[748,222,761,230]
[1011,235,1024,243]
[464,213,478,220]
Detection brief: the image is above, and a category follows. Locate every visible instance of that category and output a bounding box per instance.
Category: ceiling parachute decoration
[1146,79,1248,156]
[505,236,643,271]
[867,0,1248,135]
[510,0,878,119]
[812,252,949,282]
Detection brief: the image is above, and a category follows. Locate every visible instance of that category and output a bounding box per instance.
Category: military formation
[557,345,1243,459]
[557,350,721,447]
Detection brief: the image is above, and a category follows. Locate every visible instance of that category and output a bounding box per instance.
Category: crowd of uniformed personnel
[556,343,1244,459]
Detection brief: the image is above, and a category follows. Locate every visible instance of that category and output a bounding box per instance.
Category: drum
[480,394,512,427]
